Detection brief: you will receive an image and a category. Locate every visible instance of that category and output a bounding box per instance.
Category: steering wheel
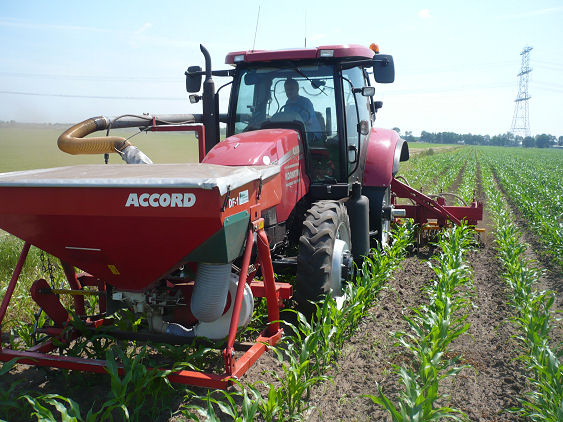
[279,104,310,122]
[270,109,306,125]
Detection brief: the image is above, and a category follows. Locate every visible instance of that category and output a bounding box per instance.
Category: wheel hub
[330,239,352,296]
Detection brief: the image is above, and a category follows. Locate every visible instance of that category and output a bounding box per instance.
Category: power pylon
[510,46,533,138]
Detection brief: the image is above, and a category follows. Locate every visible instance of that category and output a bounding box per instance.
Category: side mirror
[372,54,395,83]
[185,66,202,93]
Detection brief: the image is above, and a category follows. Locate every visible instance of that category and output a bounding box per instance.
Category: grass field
[0,125,199,172]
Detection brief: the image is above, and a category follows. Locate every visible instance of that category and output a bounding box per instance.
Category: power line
[0,90,186,101]
[0,71,179,83]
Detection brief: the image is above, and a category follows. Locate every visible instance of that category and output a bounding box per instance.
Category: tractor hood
[202,129,301,167]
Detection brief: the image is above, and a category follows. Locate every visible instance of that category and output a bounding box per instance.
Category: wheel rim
[330,224,352,296]
[381,188,391,247]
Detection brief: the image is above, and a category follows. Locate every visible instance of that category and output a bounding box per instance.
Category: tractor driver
[283,78,322,137]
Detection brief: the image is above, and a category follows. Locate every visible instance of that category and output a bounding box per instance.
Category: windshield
[233,64,341,182]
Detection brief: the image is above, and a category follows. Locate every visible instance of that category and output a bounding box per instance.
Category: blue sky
[1,0,562,137]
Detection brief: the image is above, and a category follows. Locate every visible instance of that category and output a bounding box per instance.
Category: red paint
[256,227,280,336]
[0,242,30,344]
[0,170,280,291]
[391,178,483,226]
[363,128,401,187]
[225,44,374,64]
[30,279,69,326]
[203,129,309,223]
[224,225,254,374]
[0,216,290,389]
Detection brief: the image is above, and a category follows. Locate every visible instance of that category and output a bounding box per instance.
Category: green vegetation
[1,135,562,420]
[397,146,473,203]
[401,130,562,148]
[482,162,563,421]
[0,125,198,172]
[480,147,563,269]
[367,224,477,421]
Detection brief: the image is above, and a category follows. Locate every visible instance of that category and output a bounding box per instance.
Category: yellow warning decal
[108,265,120,275]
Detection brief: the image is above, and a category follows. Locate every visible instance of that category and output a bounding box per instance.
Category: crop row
[479,148,563,269]
[368,223,477,421]
[397,147,469,196]
[481,162,563,420]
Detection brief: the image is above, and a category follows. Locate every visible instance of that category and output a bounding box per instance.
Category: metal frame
[391,178,483,227]
[0,220,292,389]
[147,118,207,162]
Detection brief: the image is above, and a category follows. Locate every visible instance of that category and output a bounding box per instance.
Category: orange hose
[57,117,132,155]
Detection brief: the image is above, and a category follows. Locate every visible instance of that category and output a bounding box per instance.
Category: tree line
[394,129,563,148]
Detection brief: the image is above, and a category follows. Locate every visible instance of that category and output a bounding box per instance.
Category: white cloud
[134,22,153,35]
[418,9,431,19]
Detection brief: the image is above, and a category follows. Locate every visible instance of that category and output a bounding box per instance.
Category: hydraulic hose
[57,116,131,155]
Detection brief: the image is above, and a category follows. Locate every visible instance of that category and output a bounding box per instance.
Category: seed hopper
[0,163,292,388]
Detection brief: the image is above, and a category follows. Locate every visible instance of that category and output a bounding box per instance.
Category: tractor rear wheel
[295,200,353,306]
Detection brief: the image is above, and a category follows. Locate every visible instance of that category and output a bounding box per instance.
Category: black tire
[364,186,392,248]
[295,200,353,305]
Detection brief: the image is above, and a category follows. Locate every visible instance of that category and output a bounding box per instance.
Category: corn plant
[398,148,469,194]
[0,358,21,420]
[479,147,563,269]
[102,345,175,421]
[21,393,122,422]
[482,161,563,421]
[367,223,476,421]
[194,223,414,421]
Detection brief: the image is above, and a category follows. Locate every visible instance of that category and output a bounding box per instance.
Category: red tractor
[0,44,482,388]
[193,43,406,302]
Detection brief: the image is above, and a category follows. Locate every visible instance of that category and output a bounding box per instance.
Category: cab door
[342,67,371,183]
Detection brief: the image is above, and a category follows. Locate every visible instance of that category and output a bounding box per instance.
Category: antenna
[252,5,261,51]
[304,10,307,48]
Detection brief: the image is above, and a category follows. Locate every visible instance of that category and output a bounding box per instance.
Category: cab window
[342,67,371,172]
[233,65,341,183]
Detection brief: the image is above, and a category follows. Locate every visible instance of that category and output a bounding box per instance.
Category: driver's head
[284,78,299,100]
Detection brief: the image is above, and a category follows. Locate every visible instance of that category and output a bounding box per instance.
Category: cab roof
[225,44,375,65]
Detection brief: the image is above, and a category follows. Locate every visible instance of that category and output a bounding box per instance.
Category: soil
[304,241,528,421]
[1,160,561,422]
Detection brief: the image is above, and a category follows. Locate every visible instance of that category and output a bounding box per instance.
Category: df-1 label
[125,193,196,208]
[228,190,249,208]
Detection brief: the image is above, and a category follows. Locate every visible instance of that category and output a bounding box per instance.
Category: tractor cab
[187,44,394,191]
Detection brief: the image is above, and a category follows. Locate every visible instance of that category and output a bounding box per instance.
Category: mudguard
[362,128,409,188]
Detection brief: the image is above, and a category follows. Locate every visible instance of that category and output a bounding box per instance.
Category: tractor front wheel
[365,186,392,248]
[295,200,353,306]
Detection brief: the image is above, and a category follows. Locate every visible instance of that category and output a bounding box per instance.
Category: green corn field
[1,138,562,421]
